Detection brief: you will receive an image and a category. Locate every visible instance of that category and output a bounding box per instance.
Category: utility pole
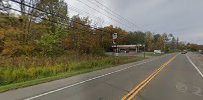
[20,0,26,15]
[112,33,118,57]
[144,45,146,58]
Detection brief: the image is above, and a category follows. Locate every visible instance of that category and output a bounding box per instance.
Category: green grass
[0,56,145,92]
[0,68,101,92]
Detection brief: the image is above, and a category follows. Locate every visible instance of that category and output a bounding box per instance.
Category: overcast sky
[65,0,203,44]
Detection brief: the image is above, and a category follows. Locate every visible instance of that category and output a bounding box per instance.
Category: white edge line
[24,54,172,100]
[186,54,203,78]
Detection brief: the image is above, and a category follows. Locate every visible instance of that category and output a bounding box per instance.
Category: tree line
[0,0,200,57]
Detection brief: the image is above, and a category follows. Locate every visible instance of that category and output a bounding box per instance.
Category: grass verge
[0,56,145,92]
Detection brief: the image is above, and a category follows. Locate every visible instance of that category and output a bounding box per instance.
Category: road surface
[0,53,203,100]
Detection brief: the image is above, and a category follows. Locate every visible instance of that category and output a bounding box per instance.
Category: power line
[87,0,134,25]
[85,0,126,23]
[4,6,68,26]
[74,0,133,30]
[11,0,68,21]
[68,4,101,20]
[5,2,109,35]
[9,0,101,31]
[92,0,143,30]
[68,4,105,28]
[16,0,100,25]
[18,0,104,26]
[16,0,135,31]
[8,6,110,37]
[10,0,131,34]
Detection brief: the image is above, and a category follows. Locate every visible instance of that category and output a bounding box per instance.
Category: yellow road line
[122,55,177,100]
[121,63,164,100]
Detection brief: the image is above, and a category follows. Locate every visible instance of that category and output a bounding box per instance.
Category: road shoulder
[187,52,203,77]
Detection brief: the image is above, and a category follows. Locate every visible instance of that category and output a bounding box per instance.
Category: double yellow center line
[122,55,177,100]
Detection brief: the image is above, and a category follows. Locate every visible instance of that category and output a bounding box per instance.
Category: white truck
[154,50,162,54]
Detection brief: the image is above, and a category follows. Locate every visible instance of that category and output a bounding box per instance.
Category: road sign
[112,38,117,44]
[112,33,118,45]
[112,33,118,39]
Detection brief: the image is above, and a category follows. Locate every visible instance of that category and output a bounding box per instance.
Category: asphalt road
[135,53,203,100]
[0,53,203,100]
